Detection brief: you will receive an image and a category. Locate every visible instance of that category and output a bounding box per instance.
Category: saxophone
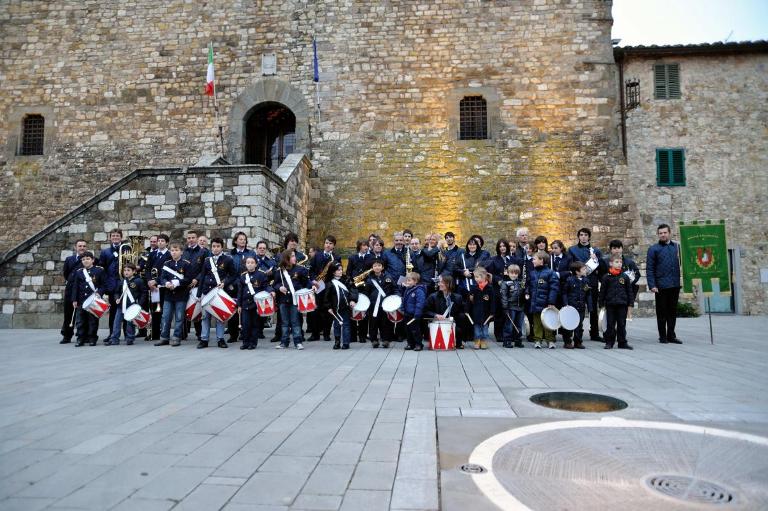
[405,247,413,273]
[353,268,374,287]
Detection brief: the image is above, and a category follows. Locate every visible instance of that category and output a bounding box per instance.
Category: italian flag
[205,43,215,96]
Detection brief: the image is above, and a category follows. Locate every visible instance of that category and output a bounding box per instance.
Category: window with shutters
[656,148,686,186]
[20,114,45,155]
[458,96,488,140]
[654,63,681,99]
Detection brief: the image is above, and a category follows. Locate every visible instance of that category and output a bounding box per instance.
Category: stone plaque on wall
[262,53,276,75]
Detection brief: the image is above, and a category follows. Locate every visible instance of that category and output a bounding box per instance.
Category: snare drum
[82,294,109,319]
[125,304,151,329]
[541,306,561,331]
[559,305,580,331]
[201,288,237,322]
[428,319,455,350]
[382,295,403,323]
[352,294,370,321]
[255,291,275,317]
[295,288,317,313]
[186,289,202,321]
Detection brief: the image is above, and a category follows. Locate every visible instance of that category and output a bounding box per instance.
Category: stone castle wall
[1,0,637,257]
[0,158,310,328]
[621,52,768,315]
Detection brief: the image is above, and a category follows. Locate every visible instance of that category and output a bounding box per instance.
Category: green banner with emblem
[678,220,730,295]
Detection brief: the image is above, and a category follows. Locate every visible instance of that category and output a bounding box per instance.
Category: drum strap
[282,269,297,304]
[163,265,184,280]
[82,268,97,293]
[370,279,385,317]
[209,257,222,286]
[331,279,348,310]
[121,280,135,313]
[245,274,256,296]
[461,254,470,291]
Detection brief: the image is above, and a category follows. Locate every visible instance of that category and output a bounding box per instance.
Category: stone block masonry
[0,157,310,328]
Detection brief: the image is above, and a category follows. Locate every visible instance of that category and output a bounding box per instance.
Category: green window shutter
[667,64,681,98]
[654,64,668,99]
[656,149,671,184]
[671,149,686,185]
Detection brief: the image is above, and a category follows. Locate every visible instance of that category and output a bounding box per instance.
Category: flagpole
[313,37,321,126]
[210,42,224,157]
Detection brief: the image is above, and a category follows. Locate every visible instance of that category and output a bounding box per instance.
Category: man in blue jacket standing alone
[646,224,683,344]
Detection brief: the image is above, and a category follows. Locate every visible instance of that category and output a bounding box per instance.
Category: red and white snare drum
[295,288,317,314]
[82,294,109,319]
[255,291,275,317]
[429,319,456,350]
[124,304,151,329]
[382,295,403,323]
[352,294,370,321]
[201,288,237,322]
[186,289,202,321]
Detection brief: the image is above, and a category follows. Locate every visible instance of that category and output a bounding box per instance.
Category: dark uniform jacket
[424,291,465,319]
[567,243,606,287]
[646,240,681,290]
[237,271,273,311]
[500,279,526,312]
[276,265,311,305]
[402,284,427,319]
[562,275,591,310]
[196,253,238,298]
[468,282,495,324]
[63,254,83,300]
[230,247,256,274]
[526,267,560,313]
[182,245,210,281]
[117,276,147,308]
[440,245,461,276]
[322,276,359,315]
[599,272,634,307]
[159,258,193,302]
[69,266,107,304]
[346,252,374,280]
[364,272,398,315]
[309,250,341,281]
[450,249,491,292]
[98,243,122,294]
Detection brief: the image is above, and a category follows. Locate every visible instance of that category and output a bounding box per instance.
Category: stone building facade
[615,42,768,315]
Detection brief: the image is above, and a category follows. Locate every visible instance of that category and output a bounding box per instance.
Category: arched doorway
[244,102,296,169]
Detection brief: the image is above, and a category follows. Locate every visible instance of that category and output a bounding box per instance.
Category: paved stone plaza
[1,316,767,511]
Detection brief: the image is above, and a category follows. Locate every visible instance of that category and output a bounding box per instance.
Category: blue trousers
[331,310,352,346]
[160,300,185,340]
[279,302,303,347]
[502,310,526,342]
[109,307,136,343]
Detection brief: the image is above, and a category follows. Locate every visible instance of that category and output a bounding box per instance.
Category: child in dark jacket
[108,263,147,345]
[469,267,495,350]
[402,272,427,351]
[323,262,359,350]
[526,251,560,349]
[499,264,525,348]
[237,255,274,350]
[561,261,590,349]
[599,256,634,350]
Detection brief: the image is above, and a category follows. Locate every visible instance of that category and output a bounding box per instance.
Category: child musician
[195,237,237,349]
[468,267,494,350]
[69,251,106,347]
[424,275,466,349]
[364,259,397,348]
[276,249,312,350]
[499,264,525,348]
[324,262,359,350]
[107,263,146,345]
[562,261,590,349]
[237,255,274,350]
[599,255,634,350]
[156,242,192,347]
[526,251,560,349]
[402,272,427,351]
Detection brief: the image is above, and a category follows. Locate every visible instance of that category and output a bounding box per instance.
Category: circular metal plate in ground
[529,391,628,413]
[646,474,735,505]
[459,463,487,474]
[468,418,768,511]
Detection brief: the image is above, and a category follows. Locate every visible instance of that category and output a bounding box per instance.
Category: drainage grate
[646,475,735,505]
[529,391,628,413]
[460,463,487,474]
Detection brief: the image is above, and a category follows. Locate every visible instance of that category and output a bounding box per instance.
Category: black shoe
[270,337,279,343]
[218,340,228,348]
[89,341,97,346]
[590,336,604,342]
[333,341,341,350]
[371,342,379,348]
[144,336,152,341]
[457,343,464,349]
[659,339,669,344]
[240,344,248,350]
[668,338,683,344]
[127,341,134,345]
[359,338,367,343]
[514,341,524,348]
[75,341,84,347]
[247,344,256,350]
[574,342,585,349]
[341,344,349,350]
[60,338,71,344]
[618,343,634,350]
[228,338,238,343]
[604,343,614,349]
[503,342,513,348]
[155,340,170,346]
[323,337,332,342]
[414,345,423,352]
[404,345,413,350]
[197,341,208,349]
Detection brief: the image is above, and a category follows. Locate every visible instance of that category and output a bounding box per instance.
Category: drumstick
[69,308,77,328]
[484,315,493,325]
[465,313,474,325]
[505,312,521,335]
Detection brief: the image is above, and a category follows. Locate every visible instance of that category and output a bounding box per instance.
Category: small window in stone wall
[20,114,45,155]
[654,63,680,99]
[458,96,488,140]
[656,148,685,186]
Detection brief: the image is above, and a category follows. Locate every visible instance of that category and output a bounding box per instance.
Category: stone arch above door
[227,79,311,164]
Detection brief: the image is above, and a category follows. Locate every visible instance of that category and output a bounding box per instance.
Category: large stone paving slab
[0,315,766,510]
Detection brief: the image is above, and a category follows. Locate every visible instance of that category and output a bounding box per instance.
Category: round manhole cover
[646,475,735,505]
[529,391,628,413]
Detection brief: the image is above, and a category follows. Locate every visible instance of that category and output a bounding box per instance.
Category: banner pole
[707,296,714,345]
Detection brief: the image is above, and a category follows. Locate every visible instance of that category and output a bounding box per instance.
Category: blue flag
[313,38,319,82]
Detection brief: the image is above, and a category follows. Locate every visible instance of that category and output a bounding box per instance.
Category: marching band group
[60,224,684,352]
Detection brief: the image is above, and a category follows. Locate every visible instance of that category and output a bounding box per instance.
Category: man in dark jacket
[646,224,682,344]
[61,239,87,344]
[567,227,606,342]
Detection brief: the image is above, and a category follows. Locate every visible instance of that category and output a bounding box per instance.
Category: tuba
[118,235,146,277]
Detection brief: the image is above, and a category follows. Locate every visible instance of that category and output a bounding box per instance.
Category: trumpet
[353,268,374,287]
